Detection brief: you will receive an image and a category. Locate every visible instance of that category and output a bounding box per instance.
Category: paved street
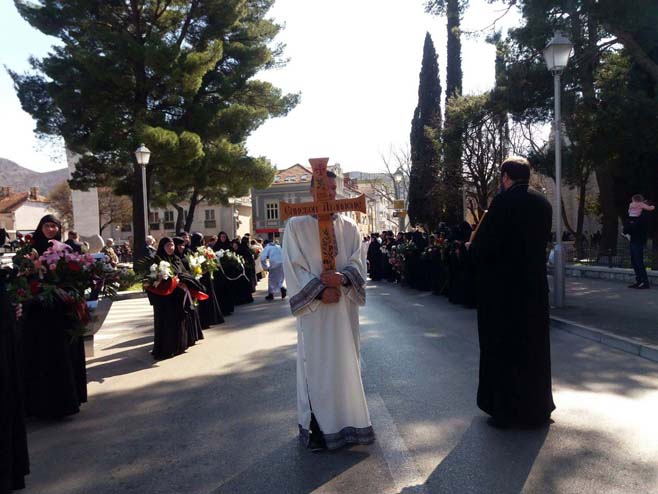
[22,280,658,494]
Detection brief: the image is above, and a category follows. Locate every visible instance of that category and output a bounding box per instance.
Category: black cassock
[151,288,188,360]
[197,272,224,329]
[0,279,30,492]
[470,182,555,425]
[367,241,383,281]
[22,303,87,419]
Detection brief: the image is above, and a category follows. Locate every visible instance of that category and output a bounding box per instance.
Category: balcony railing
[163,222,175,229]
[149,223,160,231]
[204,220,217,229]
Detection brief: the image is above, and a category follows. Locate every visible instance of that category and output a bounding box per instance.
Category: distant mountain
[0,158,69,195]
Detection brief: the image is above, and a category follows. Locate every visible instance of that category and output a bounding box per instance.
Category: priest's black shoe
[265,293,274,300]
[281,287,287,299]
[628,282,641,288]
[637,282,650,289]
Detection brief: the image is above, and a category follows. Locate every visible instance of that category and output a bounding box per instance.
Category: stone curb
[550,316,658,364]
[114,290,147,301]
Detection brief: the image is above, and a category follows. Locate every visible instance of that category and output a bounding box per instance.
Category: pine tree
[10,0,297,261]
[408,33,442,229]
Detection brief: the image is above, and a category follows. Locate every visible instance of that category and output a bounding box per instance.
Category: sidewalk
[549,276,658,355]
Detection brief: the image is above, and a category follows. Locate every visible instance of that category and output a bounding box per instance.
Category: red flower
[29,280,41,295]
[25,234,33,243]
[67,261,81,272]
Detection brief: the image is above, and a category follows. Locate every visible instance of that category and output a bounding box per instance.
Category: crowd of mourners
[0,212,274,492]
[139,230,268,361]
[365,222,478,308]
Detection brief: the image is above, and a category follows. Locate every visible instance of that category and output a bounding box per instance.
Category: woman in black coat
[238,236,257,293]
[173,237,204,346]
[21,214,87,418]
[212,231,235,316]
[231,240,254,305]
[150,237,189,359]
[190,233,224,329]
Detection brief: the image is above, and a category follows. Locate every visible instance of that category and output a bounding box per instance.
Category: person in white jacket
[260,240,286,300]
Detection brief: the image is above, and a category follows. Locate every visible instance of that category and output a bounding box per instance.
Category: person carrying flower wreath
[19,214,88,418]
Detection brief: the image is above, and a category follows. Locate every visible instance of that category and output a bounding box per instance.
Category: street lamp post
[393,169,406,232]
[134,144,152,242]
[543,31,573,308]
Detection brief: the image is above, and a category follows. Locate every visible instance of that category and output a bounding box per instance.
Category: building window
[300,174,308,181]
[284,176,296,182]
[148,212,160,223]
[274,175,281,183]
[205,209,215,220]
[164,211,174,222]
[266,202,279,220]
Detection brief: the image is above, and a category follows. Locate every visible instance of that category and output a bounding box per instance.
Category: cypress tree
[441,0,465,226]
[408,33,442,229]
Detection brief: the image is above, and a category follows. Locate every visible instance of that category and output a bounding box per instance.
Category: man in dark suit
[468,156,555,429]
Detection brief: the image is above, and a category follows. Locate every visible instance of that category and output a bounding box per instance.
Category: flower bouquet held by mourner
[214,249,247,281]
[192,246,220,278]
[8,239,120,337]
[143,260,178,296]
[185,251,206,280]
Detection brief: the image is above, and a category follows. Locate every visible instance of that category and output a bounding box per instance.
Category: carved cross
[280,157,367,271]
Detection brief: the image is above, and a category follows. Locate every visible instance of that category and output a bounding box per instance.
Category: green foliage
[10,0,298,259]
[488,0,658,253]
[409,33,443,229]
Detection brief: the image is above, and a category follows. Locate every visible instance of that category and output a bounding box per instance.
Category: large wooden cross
[280,157,367,271]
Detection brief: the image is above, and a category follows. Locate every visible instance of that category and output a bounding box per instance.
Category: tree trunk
[596,168,618,255]
[173,203,185,233]
[575,180,587,258]
[184,189,200,233]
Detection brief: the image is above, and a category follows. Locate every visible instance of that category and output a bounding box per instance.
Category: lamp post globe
[544,31,572,309]
[134,144,151,166]
[543,31,573,74]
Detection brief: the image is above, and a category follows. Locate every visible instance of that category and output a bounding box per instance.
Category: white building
[0,186,53,234]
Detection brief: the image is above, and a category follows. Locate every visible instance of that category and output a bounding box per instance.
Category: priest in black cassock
[468,156,555,429]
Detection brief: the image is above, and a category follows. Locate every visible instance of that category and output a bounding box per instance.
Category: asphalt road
[22,279,658,494]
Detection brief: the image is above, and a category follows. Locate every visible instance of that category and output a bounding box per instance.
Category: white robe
[282,214,374,450]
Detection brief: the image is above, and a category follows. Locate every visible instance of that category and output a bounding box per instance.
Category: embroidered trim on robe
[341,265,366,305]
[298,424,375,451]
[289,277,325,316]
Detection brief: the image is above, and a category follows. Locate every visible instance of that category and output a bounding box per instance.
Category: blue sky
[0,0,521,173]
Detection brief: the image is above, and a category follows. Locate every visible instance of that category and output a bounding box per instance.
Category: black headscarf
[190,232,204,250]
[31,214,62,255]
[213,231,232,251]
[155,236,185,274]
[238,236,254,264]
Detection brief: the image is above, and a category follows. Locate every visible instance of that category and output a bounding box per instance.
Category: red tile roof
[0,192,49,213]
[273,164,313,185]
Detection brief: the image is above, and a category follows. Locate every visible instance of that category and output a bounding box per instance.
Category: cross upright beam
[280,157,366,271]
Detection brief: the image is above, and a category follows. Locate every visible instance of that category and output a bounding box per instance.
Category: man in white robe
[282,173,374,451]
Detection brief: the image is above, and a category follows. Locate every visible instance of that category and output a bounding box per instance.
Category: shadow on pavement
[24,344,302,494]
[210,438,370,494]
